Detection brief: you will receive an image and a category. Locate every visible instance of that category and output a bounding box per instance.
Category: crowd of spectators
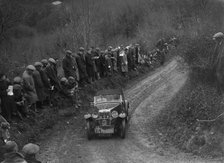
[0,37,178,122]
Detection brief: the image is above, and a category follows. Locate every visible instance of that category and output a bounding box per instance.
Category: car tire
[120,119,126,139]
[86,121,93,140]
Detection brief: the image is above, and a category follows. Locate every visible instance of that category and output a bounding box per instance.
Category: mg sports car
[84,89,129,140]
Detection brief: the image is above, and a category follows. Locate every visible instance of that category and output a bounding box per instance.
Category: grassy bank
[153,36,224,158]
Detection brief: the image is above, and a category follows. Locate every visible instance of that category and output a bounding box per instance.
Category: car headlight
[111,111,118,118]
[84,114,91,119]
[92,114,98,119]
[119,113,126,118]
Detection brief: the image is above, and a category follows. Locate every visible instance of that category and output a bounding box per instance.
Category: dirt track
[38,58,218,163]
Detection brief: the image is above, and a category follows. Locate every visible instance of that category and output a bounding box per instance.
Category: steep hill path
[38,58,219,163]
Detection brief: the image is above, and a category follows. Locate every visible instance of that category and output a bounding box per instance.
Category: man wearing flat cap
[22,65,38,110]
[62,50,79,81]
[40,59,48,69]
[22,143,41,163]
[35,62,51,104]
[45,58,61,91]
[1,141,27,163]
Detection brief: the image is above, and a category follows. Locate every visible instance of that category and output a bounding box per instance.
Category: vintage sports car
[84,89,129,140]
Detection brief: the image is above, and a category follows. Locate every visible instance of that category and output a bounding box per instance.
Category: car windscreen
[94,94,122,104]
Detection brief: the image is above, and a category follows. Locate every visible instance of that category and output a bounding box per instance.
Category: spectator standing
[94,47,101,79]
[62,50,79,80]
[40,59,48,69]
[119,47,128,76]
[105,46,113,76]
[99,51,106,77]
[76,47,89,86]
[36,62,50,105]
[45,58,60,91]
[22,65,38,111]
[85,50,95,82]
[127,46,136,71]
[90,47,98,81]
[33,62,46,109]
[134,44,140,65]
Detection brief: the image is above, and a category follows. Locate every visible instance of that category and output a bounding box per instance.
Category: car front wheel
[120,119,126,139]
[86,121,93,140]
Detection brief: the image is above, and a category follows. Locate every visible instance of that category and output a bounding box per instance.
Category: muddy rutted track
[38,58,216,163]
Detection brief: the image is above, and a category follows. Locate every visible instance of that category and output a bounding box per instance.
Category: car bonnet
[95,102,120,112]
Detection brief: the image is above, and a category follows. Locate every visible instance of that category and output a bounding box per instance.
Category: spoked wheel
[120,119,126,139]
[86,121,93,140]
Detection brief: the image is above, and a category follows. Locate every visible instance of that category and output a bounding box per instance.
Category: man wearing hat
[45,58,60,91]
[22,65,38,111]
[75,47,89,86]
[62,50,79,81]
[1,141,27,163]
[35,62,51,105]
[22,143,41,163]
[40,59,48,69]
[33,62,46,109]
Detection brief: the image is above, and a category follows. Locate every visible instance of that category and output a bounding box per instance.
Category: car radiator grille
[98,112,111,126]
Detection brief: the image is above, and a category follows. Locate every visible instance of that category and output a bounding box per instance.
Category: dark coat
[85,54,94,78]
[38,69,50,89]
[94,52,101,72]
[33,70,46,102]
[105,51,112,71]
[135,47,139,64]
[127,47,136,70]
[0,80,9,98]
[45,65,60,90]
[99,54,106,75]
[62,56,79,79]
[0,79,17,120]
[75,53,88,79]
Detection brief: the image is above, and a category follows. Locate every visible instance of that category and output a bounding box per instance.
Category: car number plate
[95,127,114,134]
